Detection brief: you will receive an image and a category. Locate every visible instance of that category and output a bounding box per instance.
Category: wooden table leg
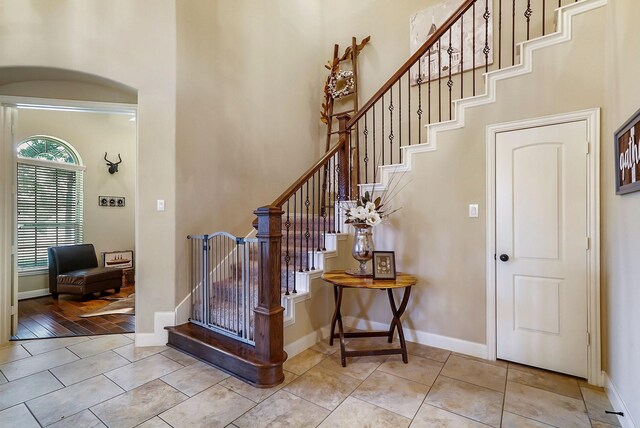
[329,285,339,346]
[335,286,347,367]
[387,286,412,363]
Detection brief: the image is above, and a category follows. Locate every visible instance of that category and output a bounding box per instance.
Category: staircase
[167,0,604,387]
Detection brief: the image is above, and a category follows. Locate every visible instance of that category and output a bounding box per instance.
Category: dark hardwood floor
[12,284,135,340]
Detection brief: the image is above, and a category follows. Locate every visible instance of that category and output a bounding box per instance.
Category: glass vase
[350,223,374,276]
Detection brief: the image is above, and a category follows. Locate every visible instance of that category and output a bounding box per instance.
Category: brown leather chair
[48,244,123,299]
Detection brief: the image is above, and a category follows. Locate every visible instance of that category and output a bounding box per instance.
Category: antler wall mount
[104,152,122,174]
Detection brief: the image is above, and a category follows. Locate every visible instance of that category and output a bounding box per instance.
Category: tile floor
[0,333,621,427]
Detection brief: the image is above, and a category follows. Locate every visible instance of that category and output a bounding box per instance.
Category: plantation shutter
[17,162,84,270]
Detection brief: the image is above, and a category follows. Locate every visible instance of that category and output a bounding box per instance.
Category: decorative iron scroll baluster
[447,28,453,120]
[525,0,532,40]
[363,113,369,183]
[512,0,517,66]
[398,79,402,163]
[483,0,490,73]
[299,188,303,273]
[334,155,341,232]
[305,180,310,271]
[311,174,316,268]
[417,60,423,145]
[293,192,297,291]
[381,93,385,165]
[316,171,321,252]
[460,15,464,100]
[389,86,394,165]
[473,1,476,95]
[498,0,502,68]
[438,36,442,122]
[284,200,290,295]
[542,0,546,35]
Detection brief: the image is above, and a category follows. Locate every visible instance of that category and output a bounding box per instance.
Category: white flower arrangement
[344,191,399,227]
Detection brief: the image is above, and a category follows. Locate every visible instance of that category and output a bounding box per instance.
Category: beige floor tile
[136,416,173,427]
[161,348,199,366]
[352,370,429,419]
[578,378,605,391]
[441,355,507,392]
[0,404,40,428]
[50,350,130,386]
[318,354,383,380]
[0,371,63,411]
[344,336,399,352]
[114,344,168,362]
[453,353,509,368]
[104,353,182,391]
[161,361,229,396]
[590,421,620,428]
[501,411,554,427]
[0,372,6,384]
[283,365,361,411]
[159,384,254,427]
[67,334,133,358]
[378,354,443,386]
[425,376,504,427]
[47,409,107,427]
[580,386,622,426]
[123,333,136,340]
[91,379,187,428]
[504,381,589,428]
[0,348,79,381]
[26,375,124,426]
[0,344,30,365]
[507,365,582,399]
[410,403,492,427]
[21,336,90,355]
[310,340,339,356]
[320,396,410,428]
[219,370,296,403]
[234,389,329,428]
[405,342,451,363]
[283,348,326,375]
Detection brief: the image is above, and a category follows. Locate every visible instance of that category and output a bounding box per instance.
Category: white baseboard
[342,316,487,359]
[284,324,331,358]
[135,311,175,347]
[603,371,638,428]
[18,288,50,300]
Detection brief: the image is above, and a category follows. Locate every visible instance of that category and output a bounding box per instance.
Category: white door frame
[485,108,601,385]
[0,95,137,346]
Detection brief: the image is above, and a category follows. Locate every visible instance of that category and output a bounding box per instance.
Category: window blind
[17,162,83,270]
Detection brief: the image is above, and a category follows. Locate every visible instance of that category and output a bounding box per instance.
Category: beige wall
[13,109,136,295]
[0,0,177,333]
[602,0,640,419]
[174,0,329,306]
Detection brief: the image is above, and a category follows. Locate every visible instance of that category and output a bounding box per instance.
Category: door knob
[499,254,509,262]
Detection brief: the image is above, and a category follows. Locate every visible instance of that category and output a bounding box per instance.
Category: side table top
[321,270,417,289]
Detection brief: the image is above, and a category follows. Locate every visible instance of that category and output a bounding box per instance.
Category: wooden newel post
[254,205,286,382]
[337,114,351,201]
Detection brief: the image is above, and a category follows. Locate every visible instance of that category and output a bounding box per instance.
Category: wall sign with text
[615,108,640,195]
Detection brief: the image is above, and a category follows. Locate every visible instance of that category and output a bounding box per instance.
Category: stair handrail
[346,0,476,130]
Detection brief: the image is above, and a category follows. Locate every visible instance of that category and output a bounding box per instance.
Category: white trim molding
[343,316,487,359]
[17,288,50,301]
[135,311,175,347]
[485,108,601,385]
[604,372,638,428]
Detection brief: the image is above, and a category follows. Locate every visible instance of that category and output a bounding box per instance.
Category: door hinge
[587,332,591,346]
[11,305,17,315]
[586,237,590,250]
[586,141,590,154]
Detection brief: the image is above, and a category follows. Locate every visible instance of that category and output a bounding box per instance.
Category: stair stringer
[360,0,606,195]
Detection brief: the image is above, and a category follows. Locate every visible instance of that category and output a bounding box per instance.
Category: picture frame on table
[373,251,396,280]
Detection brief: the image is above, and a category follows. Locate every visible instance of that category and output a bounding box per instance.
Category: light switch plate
[157,199,165,212]
[469,204,479,218]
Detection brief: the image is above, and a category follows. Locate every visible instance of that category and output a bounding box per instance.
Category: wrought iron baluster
[321,169,327,251]
[407,70,411,147]
[304,180,311,272]
[398,79,402,163]
[311,175,316,268]
[363,113,369,183]
[542,0,546,35]
[381,94,385,165]
[315,170,321,252]
[438,36,442,122]
[334,153,341,233]
[447,28,453,120]
[525,0,532,40]
[512,0,516,66]
[284,200,291,295]
[417,60,423,144]
[235,239,240,335]
[389,86,394,165]
[373,104,377,183]
[293,192,297,291]
[299,187,304,273]
[484,0,490,73]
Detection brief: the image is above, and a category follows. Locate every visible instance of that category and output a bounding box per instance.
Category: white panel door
[496,121,588,378]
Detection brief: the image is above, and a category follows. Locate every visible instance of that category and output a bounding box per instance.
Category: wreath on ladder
[327,70,355,100]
